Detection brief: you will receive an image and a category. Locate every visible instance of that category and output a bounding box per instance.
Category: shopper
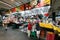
[32,19,36,32]
[12,16,19,29]
[27,19,32,37]
[35,15,41,39]
[58,21,60,27]
[3,16,9,31]
[36,22,40,39]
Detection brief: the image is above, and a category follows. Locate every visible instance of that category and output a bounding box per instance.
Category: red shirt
[28,22,32,30]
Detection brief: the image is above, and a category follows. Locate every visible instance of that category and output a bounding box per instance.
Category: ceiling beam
[0,0,14,8]
[0,4,11,9]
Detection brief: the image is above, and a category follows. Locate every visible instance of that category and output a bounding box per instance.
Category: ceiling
[49,0,60,13]
[48,0,60,16]
[0,0,32,9]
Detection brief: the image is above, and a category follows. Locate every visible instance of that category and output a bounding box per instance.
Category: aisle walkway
[0,28,32,40]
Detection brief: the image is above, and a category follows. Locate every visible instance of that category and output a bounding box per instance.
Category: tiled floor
[0,28,32,40]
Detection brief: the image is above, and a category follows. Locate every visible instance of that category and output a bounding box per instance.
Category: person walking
[35,15,41,39]
[27,19,32,37]
[2,16,9,31]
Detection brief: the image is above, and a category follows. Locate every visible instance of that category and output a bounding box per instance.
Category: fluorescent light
[19,2,21,4]
[11,0,14,1]
[15,2,20,6]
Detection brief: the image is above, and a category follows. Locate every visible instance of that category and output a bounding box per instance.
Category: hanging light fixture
[11,0,14,2]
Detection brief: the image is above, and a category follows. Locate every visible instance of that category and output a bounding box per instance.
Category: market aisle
[0,29,32,40]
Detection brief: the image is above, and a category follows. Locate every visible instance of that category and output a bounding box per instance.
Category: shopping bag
[30,31,37,40]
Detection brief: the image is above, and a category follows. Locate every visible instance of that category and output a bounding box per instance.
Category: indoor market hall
[0,0,60,40]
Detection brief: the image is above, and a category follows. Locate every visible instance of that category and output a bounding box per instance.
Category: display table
[39,22,60,40]
[39,22,60,33]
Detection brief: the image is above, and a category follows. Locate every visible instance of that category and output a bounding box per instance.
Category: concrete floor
[0,28,32,40]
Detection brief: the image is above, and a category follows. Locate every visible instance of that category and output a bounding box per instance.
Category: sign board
[12,6,50,17]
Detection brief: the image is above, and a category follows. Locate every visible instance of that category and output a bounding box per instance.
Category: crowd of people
[2,14,42,39]
[1,13,60,40]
